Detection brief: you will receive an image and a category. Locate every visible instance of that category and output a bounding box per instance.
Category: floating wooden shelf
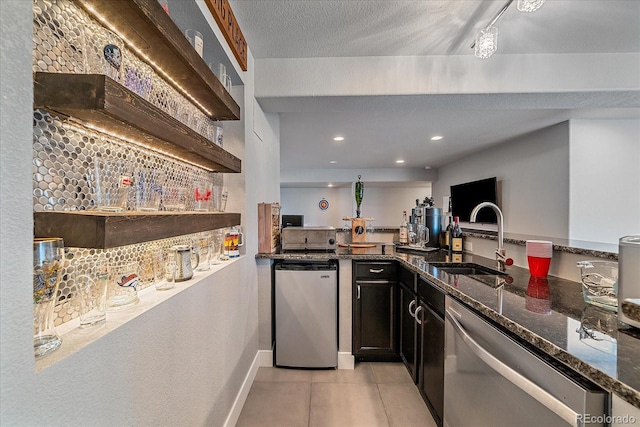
[75,0,240,121]
[34,72,241,173]
[34,211,241,249]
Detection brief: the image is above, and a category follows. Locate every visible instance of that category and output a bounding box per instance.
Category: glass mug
[224,227,244,258]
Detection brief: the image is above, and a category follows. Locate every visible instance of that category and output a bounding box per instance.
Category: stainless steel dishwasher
[274,260,338,368]
[444,297,608,427]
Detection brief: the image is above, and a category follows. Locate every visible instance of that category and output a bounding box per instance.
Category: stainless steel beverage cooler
[411,207,442,248]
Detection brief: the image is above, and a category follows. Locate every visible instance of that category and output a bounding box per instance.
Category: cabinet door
[353,280,397,358]
[419,303,445,427]
[399,283,418,383]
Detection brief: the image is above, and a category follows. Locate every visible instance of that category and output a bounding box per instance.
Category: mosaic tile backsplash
[32,0,230,326]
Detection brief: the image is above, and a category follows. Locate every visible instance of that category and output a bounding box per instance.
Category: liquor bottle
[446,216,454,261]
[451,216,464,262]
[399,211,408,245]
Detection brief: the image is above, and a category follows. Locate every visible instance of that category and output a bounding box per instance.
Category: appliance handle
[445,310,580,427]
[357,285,360,300]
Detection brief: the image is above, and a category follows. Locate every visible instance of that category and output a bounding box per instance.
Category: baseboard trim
[338,352,355,369]
[258,349,273,367]
[223,350,269,427]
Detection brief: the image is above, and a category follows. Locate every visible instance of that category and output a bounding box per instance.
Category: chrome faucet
[470,202,513,271]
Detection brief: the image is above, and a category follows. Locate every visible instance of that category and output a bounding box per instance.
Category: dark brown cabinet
[352,261,399,360]
[398,265,419,383]
[417,276,445,427]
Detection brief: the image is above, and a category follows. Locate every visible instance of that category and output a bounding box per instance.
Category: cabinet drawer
[399,266,416,292]
[418,276,445,318]
[354,261,397,280]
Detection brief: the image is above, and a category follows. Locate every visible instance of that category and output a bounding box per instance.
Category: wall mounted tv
[450,177,498,224]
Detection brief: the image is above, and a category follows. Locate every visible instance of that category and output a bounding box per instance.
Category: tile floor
[236,362,438,427]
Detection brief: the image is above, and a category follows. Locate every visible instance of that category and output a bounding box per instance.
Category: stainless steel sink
[429,263,507,276]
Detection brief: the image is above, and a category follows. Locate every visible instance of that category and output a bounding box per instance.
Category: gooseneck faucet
[470,202,513,271]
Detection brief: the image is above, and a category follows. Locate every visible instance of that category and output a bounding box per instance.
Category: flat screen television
[450,177,498,224]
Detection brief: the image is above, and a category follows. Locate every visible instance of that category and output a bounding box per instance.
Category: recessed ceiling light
[430,136,443,141]
[333,136,344,141]
[328,183,334,187]
[396,159,405,164]
[329,160,338,164]
[425,166,432,170]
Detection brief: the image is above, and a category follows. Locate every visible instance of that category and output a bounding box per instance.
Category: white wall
[281,185,431,228]
[569,119,640,244]
[1,2,281,425]
[433,122,571,238]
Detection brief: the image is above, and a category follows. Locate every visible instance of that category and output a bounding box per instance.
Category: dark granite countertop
[463,231,619,260]
[256,246,640,408]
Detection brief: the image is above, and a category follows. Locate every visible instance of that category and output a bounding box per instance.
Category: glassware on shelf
[194,180,213,212]
[33,238,65,357]
[163,187,188,212]
[74,260,108,327]
[84,27,124,83]
[92,158,133,212]
[154,249,176,291]
[184,29,203,57]
[106,261,140,310]
[135,167,165,212]
[195,237,214,271]
[219,187,228,212]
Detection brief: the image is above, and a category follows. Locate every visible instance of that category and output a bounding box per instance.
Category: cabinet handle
[415,306,423,325]
[357,284,361,300]
[369,268,384,273]
[408,300,417,318]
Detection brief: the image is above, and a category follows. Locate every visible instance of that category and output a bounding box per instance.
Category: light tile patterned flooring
[236,362,438,427]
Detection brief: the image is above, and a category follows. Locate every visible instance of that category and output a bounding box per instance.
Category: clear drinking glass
[75,261,108,327]
[219,187,228,212]
[33,238,65,357]
[93,159,133,212]
[135,168,165,212]
[194,181,213,212]
[106,262,140,310]
[154,249,176,291]
[163,187,188,211]
[185,29,203,57]
[195,237,213,271]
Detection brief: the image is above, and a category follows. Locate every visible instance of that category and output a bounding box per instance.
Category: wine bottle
[399,211,408,245]
[446,216,454,261]
[451,216,464,262]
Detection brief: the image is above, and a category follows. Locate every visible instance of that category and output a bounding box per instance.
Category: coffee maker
[410,197,442,248]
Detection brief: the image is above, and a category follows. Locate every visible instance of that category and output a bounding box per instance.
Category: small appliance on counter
[410,197,442,249]
[618,235,640,328]
[281,226,336,252]
[281,215,304,228]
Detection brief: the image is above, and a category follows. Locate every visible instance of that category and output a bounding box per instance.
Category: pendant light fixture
[472,0,546,59]
[517,0,546,13]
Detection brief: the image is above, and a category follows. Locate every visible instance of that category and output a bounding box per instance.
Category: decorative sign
[319,199,329,211]
[204,0,248,71]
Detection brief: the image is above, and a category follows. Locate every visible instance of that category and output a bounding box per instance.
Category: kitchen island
[257,246,640,410]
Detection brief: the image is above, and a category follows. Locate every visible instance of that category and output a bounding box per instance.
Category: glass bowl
[576,260,618,312]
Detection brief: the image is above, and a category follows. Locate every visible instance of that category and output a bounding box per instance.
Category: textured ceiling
[228,1,640,172]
